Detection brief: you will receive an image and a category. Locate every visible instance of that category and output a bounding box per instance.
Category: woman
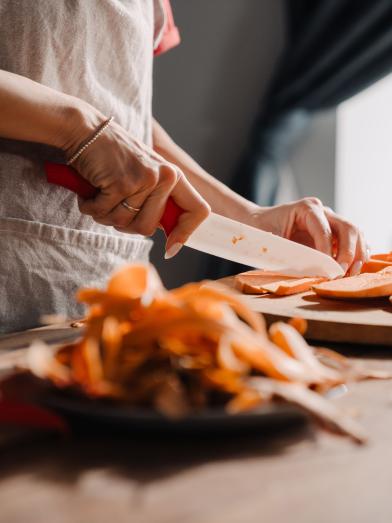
[0,0,367,333]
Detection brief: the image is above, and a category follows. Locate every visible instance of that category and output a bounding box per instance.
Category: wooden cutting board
[221,277,392,346]
[2,281,392,350]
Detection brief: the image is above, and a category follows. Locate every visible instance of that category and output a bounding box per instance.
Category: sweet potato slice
[262,277,325,296]
[235,270,324,296]
[361,259,392,273]
[371,252,392,262]
[313,267,392,299]
[234,270,296,294]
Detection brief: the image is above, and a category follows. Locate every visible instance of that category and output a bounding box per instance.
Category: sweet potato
[27,263,392,443]
[371,252,392,262]
[235,270,324,296]
[234,270,296,294]
[361,259,392,273]
[313,267,392,299]
[262,277,325,296]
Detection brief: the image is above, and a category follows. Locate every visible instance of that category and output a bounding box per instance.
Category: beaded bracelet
[67,116,114,165]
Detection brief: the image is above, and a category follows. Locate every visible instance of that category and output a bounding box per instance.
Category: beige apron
[0,0,165,333]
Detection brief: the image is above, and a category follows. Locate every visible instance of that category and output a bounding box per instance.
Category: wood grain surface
[1,350,392,523]
[221,277,392,346]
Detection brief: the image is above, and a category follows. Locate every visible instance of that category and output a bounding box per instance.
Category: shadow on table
[300,294,392,314]
[0,414,313,488]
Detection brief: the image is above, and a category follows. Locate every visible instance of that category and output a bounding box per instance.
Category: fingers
[348,232,368,276]
[78,162,155,221]
[90,182,149,227]
[110,163,210,262]
[292,199,369,277]
[324,208,368,275]
[77,125,161,220]
[73,121,209,247]
[299,199,333,256]
[164,175,210,257]
[78,184,120,219]
[333,223,357,274]
[115,164,179,235]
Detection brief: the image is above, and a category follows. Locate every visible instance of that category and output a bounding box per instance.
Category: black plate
[42,391,307,433]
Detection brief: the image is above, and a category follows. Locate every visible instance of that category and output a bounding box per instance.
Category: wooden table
[2,342,392,523]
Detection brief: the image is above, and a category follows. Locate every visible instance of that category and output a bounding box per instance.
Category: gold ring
[121,200,141,214]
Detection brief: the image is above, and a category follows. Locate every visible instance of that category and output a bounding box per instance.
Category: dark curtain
[207,0,392,279]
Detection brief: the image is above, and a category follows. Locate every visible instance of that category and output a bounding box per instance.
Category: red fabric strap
[154,0,181,56]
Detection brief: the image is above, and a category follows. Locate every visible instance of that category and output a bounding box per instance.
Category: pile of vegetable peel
[28,264,392,443]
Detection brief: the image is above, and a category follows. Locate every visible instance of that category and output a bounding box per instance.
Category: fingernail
[366,248,371,261]
[164,242,183,259]
[340,262,349,274]
[351,261,363,275]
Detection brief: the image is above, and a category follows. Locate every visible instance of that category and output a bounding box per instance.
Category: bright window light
[336,73,392,252]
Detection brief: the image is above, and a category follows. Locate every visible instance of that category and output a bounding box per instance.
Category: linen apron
[0,0,168,333]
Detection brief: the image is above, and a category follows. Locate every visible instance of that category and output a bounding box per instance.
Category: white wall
[336,74,392,252]
[152,0,285,287]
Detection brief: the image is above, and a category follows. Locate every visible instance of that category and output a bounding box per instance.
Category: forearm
[0,69,102,152]
[152,119,259,223]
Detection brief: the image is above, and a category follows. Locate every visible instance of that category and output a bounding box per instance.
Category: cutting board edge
[262,312,392,347]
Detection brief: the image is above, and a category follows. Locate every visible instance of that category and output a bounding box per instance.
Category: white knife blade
[185,212,344,279]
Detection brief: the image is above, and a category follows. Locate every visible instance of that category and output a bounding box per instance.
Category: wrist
[247,205,283,235]
[52,96,106,157]
[234,202,266,227]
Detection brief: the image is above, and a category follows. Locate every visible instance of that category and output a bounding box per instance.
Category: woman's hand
[149,121,368,274]
[66,113,210,258]
[0,72,209,258]
[250,198,368,276]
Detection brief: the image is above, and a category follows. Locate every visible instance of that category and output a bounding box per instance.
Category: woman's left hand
[250,197,368,276]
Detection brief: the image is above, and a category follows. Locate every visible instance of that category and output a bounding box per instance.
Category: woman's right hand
[0,70,209,257]
[66,112,210,258]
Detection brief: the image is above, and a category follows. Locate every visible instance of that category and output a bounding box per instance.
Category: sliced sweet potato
[262,277,325,296]
[234,270,296,294]
[313,267,392,299]
[361,259,392,273]
[371,252,392,262]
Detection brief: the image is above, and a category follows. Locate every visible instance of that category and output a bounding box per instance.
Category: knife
[44,163,344,278]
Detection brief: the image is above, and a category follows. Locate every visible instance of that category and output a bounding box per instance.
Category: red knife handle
[44,162,183,236]
[45,162,97,199]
